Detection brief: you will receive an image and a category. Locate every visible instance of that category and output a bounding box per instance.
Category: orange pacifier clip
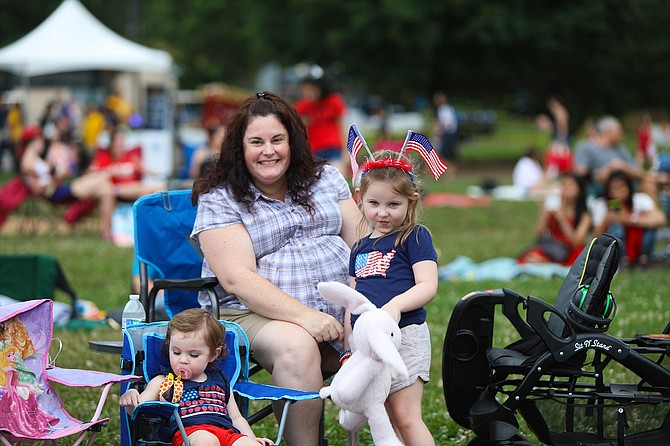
[158,373,184,403]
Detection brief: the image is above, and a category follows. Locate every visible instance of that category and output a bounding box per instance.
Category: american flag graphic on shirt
[355,249,396,278]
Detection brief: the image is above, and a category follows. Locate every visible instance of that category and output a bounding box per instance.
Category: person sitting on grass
[518,174,592,265]
[119,308,274,446]
[592,170,667,267]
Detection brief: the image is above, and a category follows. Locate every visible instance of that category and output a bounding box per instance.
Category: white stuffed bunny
[318,281,408,446]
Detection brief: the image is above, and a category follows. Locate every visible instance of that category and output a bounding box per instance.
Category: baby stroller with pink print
[0,299,138,445]
[442,234,670,445]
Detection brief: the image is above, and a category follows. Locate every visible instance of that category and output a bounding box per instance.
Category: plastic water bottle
[122,294,146,329]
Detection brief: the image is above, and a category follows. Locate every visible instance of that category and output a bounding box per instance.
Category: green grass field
[1,112,668,445]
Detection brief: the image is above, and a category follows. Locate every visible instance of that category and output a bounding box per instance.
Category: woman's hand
[607,208,629,225]
[298,309,344,343]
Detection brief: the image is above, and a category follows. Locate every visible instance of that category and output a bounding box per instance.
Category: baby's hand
[254,438,274,445]
[119,388,141,414]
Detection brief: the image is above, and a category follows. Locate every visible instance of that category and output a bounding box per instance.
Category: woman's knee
[254,322,321,373]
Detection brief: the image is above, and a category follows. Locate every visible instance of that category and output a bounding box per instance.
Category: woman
[294,77,347,173]
[190,92,360,445]
[518,174,592,265]
[89,128,165,201]
[19,126,116,239]
[593,170,666,266]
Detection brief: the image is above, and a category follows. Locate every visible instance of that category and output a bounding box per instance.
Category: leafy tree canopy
[2,0,670,123]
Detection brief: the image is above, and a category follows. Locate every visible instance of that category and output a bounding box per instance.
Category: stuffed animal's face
[353,310,402,359]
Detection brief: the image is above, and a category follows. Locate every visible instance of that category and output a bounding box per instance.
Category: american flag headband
[360,158,415,182]
[346,123,447,184]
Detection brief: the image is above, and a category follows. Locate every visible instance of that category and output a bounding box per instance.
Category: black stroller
[442,233,670,445]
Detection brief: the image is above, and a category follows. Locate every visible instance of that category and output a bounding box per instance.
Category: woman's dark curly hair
[192,91,326,212]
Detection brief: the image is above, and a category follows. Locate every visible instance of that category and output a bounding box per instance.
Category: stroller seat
[442,234,670,446]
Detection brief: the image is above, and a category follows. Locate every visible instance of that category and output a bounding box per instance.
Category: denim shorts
[390,322,431,394]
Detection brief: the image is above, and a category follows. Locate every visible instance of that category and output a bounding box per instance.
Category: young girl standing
[119,309,273,446]
[347,150,438,446]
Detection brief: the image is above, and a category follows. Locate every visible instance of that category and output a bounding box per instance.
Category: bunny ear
[317,282,376,314]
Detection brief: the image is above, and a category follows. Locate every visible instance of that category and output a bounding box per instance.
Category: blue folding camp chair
[133,190,218,321]
[120,319,321,446]
[132,189,331,445]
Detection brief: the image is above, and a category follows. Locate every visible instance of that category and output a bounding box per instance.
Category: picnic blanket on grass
[438,256,570,281]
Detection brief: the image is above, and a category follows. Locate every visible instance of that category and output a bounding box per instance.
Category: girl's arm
[340,197,362,248]
[534,204,550,236]
[556,211,592,247]
[227,390,274,445]
[342,276,357,350]
[382,260,438,323]
[119,374,164,415]
[635,204,667,228]
[594,210,613,236]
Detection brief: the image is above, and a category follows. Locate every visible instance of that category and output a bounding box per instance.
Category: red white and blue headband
[346,123,447,185]
[360,157,415,182]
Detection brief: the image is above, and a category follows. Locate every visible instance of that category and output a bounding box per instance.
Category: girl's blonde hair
[166,309,227,360]
[357,150,423,247]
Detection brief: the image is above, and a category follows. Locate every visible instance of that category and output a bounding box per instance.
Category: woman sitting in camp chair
[190,92,361,445]
[19,126,116,239]
[88,127,166,202]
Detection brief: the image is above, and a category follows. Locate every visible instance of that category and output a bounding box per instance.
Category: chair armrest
[152,277,218,291]
[147,276,219,322]
[131,400,180,421]
[47,366,141,387]
[233,381,320,402]
[131,400,191,446]
[47,367,142,424]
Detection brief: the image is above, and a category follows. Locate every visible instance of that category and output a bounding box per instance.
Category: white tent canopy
[0,0,172,77]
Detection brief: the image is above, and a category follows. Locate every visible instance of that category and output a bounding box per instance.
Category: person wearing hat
[19,126,116,239]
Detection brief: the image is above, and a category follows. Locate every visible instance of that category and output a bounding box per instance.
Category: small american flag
[355,249,396,278]
[405,131,447,180]
[347,124,365,182]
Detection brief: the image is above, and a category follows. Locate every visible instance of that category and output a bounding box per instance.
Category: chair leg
[275,400,293,445]
[319,400,329,446]
[174,408,192,446]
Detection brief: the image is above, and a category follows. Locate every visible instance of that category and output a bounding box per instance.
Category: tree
[2,0,670,122]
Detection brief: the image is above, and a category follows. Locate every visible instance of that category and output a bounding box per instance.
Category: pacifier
[176,367,191,379]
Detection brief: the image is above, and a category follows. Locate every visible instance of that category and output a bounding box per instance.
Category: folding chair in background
[120,319,321,446]
[133,189,218,321]
[0,253,79,319]
[0,299,139,445]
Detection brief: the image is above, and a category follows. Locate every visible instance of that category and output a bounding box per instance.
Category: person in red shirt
[89,128,165,201]
[294,77,347,174]
[518,174,592,265]
[635,111,656,169]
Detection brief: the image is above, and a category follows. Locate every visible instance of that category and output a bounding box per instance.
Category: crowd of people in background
[517,99,670,269]
[3,86,670,265]
[1,90,165,240]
